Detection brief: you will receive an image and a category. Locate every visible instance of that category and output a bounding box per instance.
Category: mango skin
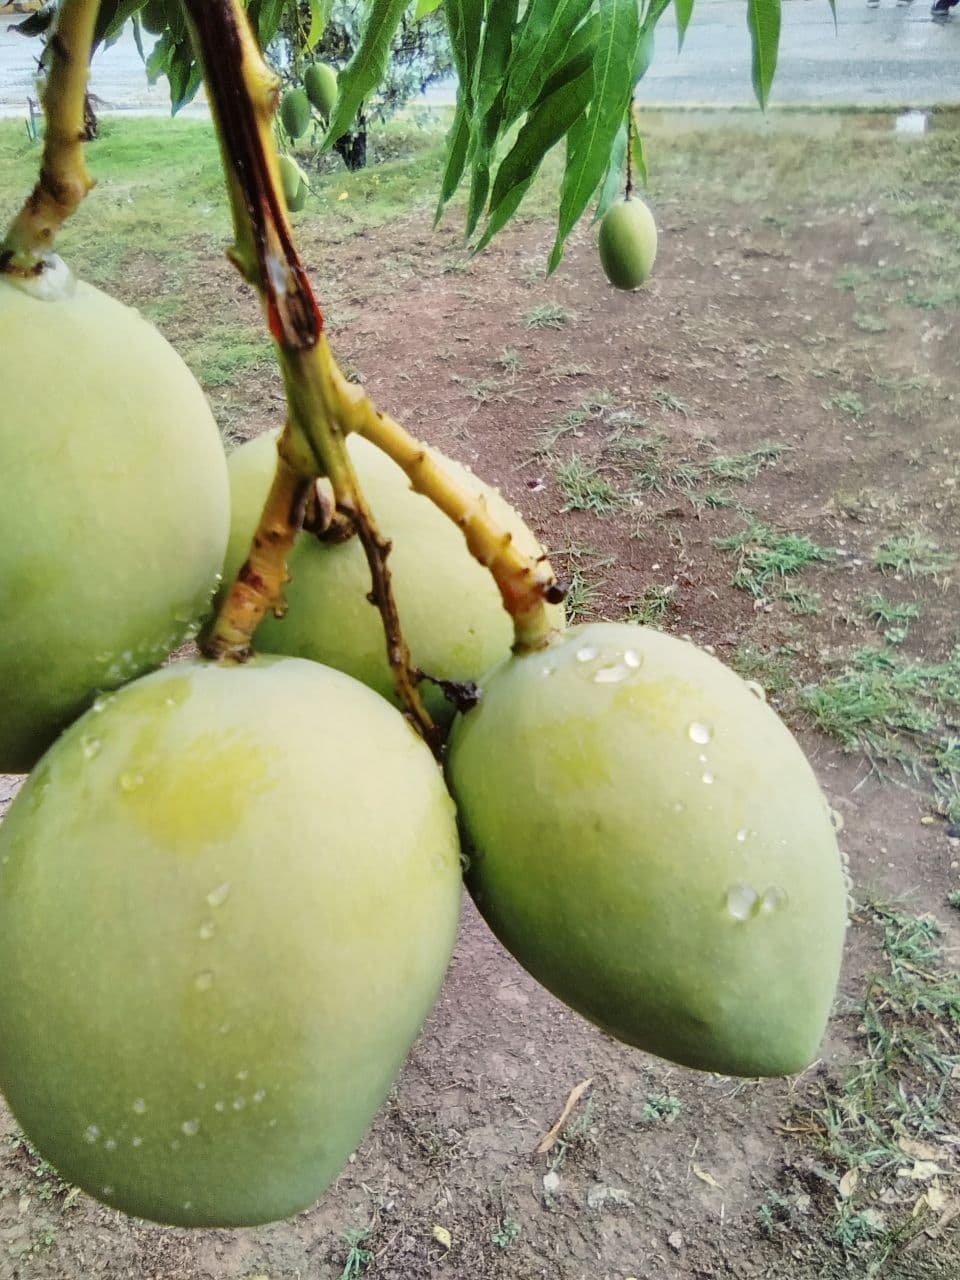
[447,622,848,1077]
[280,88,311,140]
[0,656,462,1226]
[0,273,230,773]
[304,62,338,117]
[598,197,658,290]
[224,430,563,728]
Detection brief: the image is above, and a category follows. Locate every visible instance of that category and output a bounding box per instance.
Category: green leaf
[632,125,648,188]
[434,96,470,224]
[445,0,485,111]
[462,0,519,239]
[672,0,695,51]
[825,0,838,29]
[323,0,411,148]
[476,59,594,253]
[94,0,148,45]
[746,0,781,109]
[548,0,640,274]
[305,0,329,50]
[501,0,594,126]
[415,0,444,16]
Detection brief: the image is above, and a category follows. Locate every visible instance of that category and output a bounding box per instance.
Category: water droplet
[268,1118,278,1128]
[219,1022,232,1036]
[206,882,231,909]
[132,1098,147,1114]
[232,1097,246,1111]
[81,737,101,760]
[726,882,759,921]
[698,753,708,764]
[673,802,685,813]
[214,1100,225,1113]
[170,1140,181,1151]
[236,1069,249,1081]
[575,645,599,663]
[84,1125,100,1144]
[119,770,144,792]
[104,1138,117,1151]
[194,970,214,992]
[745,680,767,702]
[760,887,788,914]
[623,649,642,669]
[702,771,715,785]
[688,722,712,745]
[540,665,556,678]
[183,1201,193,1212]
[830,808,845,833]
[102,1186,114,1197]
[132,1136,143,1147]
[181,1119,200,1137]
[92,696,109,714]
[196,1082,206,1091]
[736,828,748,843]
[198,920,216,941]
[253,1089,267,1104]
[593,663,629,685]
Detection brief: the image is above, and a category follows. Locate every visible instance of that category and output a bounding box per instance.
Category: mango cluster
[0,260,848,1231]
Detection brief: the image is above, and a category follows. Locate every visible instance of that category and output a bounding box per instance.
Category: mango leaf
[547,0,640,274]
[434,97,470,223]
[145,31,202,114]
[594,121,627,222]
[475,59,594,253]
[415,0,444,16]
[673,0,695,51]
[501,0,594,128]
[305,0,330,50]
[323,0,410,148]
[463,0,519,239]
[445,0,485,112]
[746,0,781,109]
[95,0,149,45]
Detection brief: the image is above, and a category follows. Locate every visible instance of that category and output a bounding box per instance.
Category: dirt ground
[1,113,959,1279]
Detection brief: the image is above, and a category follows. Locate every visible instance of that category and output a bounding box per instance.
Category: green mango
[280,88,312,141]
[222,430,563,729]
[304,62,338,118]
[598,196,658,290]
[278,155,309,212]
[0,656,462,1226]
[0,270,230,773]
[447,622,848,1077]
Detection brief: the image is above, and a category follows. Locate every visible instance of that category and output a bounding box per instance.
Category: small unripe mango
[447,622,848,1078]
[280,88,311,140]
[0,656,462,1226]
[598,196,658,290]
[304,62,338,118]
[278,155,309,212]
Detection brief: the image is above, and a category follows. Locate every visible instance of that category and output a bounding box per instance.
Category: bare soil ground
[1,113,959,1279]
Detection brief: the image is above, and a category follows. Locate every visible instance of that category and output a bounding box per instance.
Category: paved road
[0,0,958,118]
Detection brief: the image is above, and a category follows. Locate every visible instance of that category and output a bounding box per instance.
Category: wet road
[0,0,958,118]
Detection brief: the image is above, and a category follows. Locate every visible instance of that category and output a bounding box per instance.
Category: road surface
[1,0,958,118]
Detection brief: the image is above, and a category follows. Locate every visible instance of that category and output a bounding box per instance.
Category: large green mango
[304,62,338,117]
[280,88,311,140]
[0,270,230,773]
[598,196,658,290]
[447,622,848,1077]
[223,430,563,728]
[0,656,462,1226]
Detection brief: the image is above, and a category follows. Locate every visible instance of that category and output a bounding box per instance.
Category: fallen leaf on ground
[693,1164,722,1190]
[536,1078,593,1154]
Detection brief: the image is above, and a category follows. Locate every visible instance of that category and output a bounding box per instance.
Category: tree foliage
[20,0,790,268]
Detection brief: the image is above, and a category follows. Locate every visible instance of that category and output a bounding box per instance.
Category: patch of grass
[339,1227,374,1280]
[824,391,866,418]
[729,644,798,696]
[854,312,888,334]
[790,903,960,1269]
[641,1092,683,1124]
[862,591,922,644]
[181,323,275,389]
[554,547,615,622]
[715,518,834,598]
[874,532,955,578]
[628,584,678,628]
[496,348,522,374]
[554,458,624,514]
[947,890,960,910]
[525,303,571,329]
[491,1217,522,1248]
[4,1131,73,1201]
[778,587,822,616]
[706,442,786,482]
[651,388,691,416]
